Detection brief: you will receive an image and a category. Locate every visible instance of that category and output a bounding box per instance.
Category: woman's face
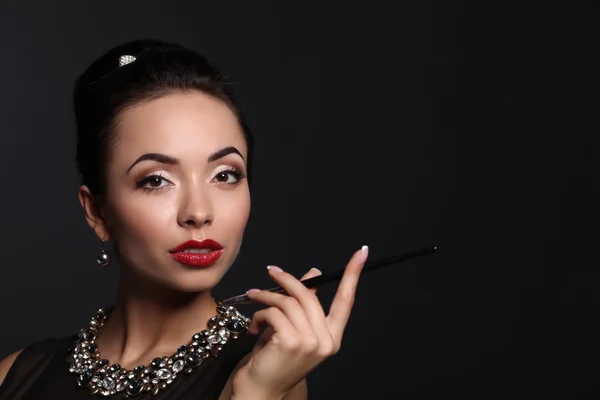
[88,91,250,292]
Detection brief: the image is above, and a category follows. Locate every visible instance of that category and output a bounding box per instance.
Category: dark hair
[74,39,254,195]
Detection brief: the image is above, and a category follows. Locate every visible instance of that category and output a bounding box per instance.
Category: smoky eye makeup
[134,173,174,191]
[212,165,247,186]
[130,153,248,191]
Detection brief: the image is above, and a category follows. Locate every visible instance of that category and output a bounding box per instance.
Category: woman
[0,39,368,399]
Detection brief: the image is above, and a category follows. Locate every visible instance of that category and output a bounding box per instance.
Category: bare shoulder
[218,353,307,400]
[0,349,23,386]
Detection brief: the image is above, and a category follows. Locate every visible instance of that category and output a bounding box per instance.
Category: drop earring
[96,238,112,267]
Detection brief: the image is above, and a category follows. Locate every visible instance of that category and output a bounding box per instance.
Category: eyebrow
[208,146,244,162]
[126,146,245,173]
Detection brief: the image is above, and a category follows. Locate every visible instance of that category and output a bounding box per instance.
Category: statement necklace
[66,303,250,397]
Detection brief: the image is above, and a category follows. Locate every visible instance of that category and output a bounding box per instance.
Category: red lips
[170,239,223,268]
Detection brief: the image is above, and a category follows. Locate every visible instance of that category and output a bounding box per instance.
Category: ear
[78,185,111,241]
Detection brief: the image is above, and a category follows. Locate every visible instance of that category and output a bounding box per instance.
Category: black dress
[0,333,256,400]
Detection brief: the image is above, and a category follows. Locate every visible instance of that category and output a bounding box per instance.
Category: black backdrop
[0,1,596,398]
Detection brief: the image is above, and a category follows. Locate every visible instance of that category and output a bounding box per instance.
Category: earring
[96,238,112,267]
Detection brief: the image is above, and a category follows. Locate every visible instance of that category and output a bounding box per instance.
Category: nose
[177,185,214,228]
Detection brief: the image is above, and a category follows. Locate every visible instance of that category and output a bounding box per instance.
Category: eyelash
[214,167,247,186]
[135,173,169,192]
[134,167,247,192]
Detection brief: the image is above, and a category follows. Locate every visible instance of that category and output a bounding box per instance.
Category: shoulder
[0,350,23,386]
[0,335,75,387]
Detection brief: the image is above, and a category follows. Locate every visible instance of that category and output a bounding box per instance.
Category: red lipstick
[170,239,223,268]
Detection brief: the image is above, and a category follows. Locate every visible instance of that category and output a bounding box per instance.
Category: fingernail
[267,265,283,273]
[309,267,322,274]
[359,245,369,264]
[246,289,261,294]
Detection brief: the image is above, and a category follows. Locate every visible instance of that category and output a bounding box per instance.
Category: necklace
[66,303,250,397]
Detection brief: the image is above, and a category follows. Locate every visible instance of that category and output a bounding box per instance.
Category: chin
[158,268,226,293]
[123,255,232,294]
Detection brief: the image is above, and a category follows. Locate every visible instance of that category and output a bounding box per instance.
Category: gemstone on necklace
[227,318,246,333]
[116,380,128,392]
[177,345,188,357]
[70,304,248,397]
[172,359,184,373]
[142,368,154,378]
[185,353,203,368]
[77,370,93,387]
[150,357,162,369]
[126,379,143,396]
[102,377,116,391]
[132,365,144,374]
[207,334,220,345]
[80,329,94,341]
[210,316,219,323]
[156,368,172,380]
[218,327,230,341]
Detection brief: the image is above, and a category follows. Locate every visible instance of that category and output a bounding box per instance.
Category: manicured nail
[267,265,283,273]
[309,267,322,274]
[359,245,369,264]
[246,289,261,295]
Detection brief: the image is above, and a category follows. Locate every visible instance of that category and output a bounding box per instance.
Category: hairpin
[118,55,136,67]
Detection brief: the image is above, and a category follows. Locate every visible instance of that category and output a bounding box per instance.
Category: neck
[96,267,217,369]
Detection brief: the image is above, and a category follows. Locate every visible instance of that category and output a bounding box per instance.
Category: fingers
[326,245,369,341]
[247,281,315,338]
[248,266,336,355]
[287,267,336,355]
[267,266,328,329]
[300,267,322,295]
[300,268,322,280]
[248,307,294,336]
[247,245,368,359]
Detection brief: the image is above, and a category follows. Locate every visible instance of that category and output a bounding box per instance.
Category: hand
[231,246,369,400]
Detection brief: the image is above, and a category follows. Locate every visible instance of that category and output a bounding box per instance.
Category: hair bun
[77,39,180,86]
[73,38,254,194]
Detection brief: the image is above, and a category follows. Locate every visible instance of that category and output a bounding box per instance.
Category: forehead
[111,91,247,164]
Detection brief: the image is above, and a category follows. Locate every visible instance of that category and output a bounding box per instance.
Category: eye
[135,174,171,190]
[213,167,247,185]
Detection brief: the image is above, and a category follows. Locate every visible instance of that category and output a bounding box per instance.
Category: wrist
[231,395,285,400]
[231,389,285,400]
[231,375,286,400]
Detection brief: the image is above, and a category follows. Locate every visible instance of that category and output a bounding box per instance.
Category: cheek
[105,186,249,250]
[109,193,177,246]
[227,196,250,257]
[217,188,250,236]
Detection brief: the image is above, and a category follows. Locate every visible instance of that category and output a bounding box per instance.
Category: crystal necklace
[66,303,250,397]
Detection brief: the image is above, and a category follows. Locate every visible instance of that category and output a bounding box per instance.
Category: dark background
[0,1,597,398]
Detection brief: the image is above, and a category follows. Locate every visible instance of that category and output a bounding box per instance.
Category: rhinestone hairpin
[118,55,136,67]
